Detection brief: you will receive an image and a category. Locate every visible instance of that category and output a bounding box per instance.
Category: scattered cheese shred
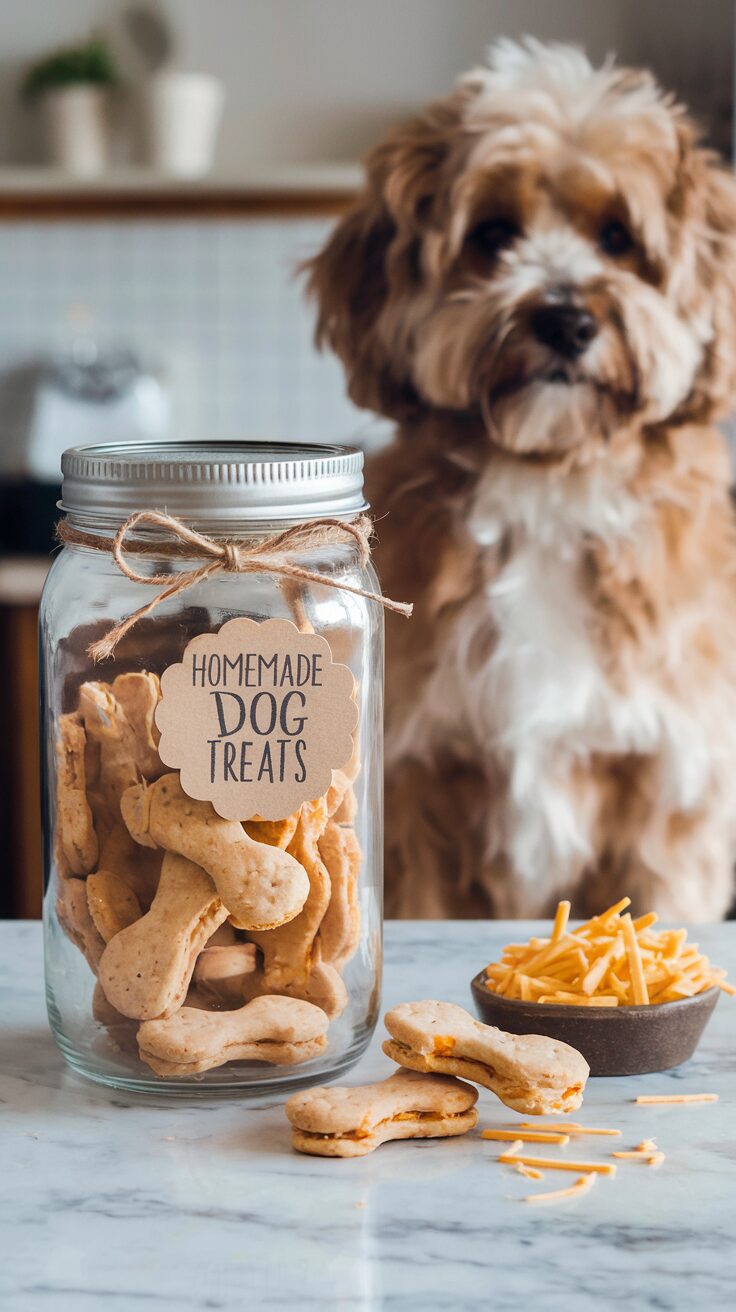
[522,1174,596,1205]
[484,897,730,1006]
[635,1093,718,1104]
[514,1162,544,1181]
[498,1153,616,1176]
[482,1129,570,1145]
[611,1140,667,1168]
[517,1122,621,1138]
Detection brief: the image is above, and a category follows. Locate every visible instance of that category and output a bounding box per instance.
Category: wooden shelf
[0,164,362,219]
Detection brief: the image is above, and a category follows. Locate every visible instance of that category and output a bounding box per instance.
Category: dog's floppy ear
[305,106,457,417]
[697,160,736,418]
[678,131,736,421]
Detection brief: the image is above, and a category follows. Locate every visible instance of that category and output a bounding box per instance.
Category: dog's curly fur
[307,39,736,921]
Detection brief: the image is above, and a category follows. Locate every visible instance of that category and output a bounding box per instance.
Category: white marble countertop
[2,919,734,1312]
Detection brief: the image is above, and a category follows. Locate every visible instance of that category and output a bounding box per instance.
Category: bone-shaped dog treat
[111,672,165,780]
[317,820,361,971]
[286,1069,478,1157]
[55,713,98,875]
[137,994,329,1075]
[121,774,310,931]
[242,954,348,1020]
[248,796,331,989]
[78,682,141,813]
[383,1001,589,1115]
[193,943,259,1007]
[56,876,105,972]
[98,852,228,1019]
[86,870,142,943]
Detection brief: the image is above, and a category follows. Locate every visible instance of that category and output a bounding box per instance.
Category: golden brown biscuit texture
[286,1069,478,1157]
[86,870,142,943]
[98,852,228,1019]
[247,797,331,987]
[317,820,361,970]
[137,994,329,1075]
[55,713,98,875]
[121,773,309,930]
[56,876,106,972]
[382,1001,589,1115]
[111,671,165,780]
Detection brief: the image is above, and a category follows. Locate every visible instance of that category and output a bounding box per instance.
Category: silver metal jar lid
[60,441,367,524]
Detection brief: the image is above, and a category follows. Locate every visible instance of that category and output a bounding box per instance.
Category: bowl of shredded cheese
[472,897,731,1075]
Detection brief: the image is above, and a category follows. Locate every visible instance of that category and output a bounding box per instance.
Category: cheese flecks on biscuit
[285,1069,478,1157]
[383,1000,589,1115]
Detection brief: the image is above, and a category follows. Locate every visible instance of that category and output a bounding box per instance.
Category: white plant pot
[143,71,224,178]
[44,86,110,176]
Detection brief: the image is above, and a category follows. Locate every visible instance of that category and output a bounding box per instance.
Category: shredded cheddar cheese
[635,1093,718,1104]
[484,897,731,1006]
[481,1129,570,1145]
[498,1152,616,1176]
[514,1162,544,1181]
[517,1122,621,1138]
[521,1174,596,1205]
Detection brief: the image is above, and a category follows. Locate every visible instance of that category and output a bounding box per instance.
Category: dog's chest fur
[390,456,716,894]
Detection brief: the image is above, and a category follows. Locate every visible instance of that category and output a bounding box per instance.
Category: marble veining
[1,920,735,1311]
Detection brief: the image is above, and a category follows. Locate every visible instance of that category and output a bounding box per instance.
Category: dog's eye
[599,219,634,257]
[467,218,518,258]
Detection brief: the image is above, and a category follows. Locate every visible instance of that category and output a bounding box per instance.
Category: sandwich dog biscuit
[383,1001,589,1115]
[286,1069,478,1157]
[137,994,329,1075]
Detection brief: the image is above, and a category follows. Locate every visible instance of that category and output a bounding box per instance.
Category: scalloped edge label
[155,617,357,820]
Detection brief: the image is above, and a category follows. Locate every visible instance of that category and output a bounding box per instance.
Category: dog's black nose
[530,303,598,360]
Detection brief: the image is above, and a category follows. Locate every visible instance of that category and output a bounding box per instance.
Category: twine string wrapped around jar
[57,509,413,662]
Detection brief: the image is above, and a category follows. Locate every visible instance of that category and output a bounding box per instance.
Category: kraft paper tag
[156,617,358,821]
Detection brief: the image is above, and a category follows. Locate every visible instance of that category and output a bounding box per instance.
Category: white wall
[0,0,731,168]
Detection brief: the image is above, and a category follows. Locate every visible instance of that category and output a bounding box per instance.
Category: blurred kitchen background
[1,0,733,917]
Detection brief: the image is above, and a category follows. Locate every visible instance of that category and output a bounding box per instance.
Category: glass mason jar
[41,442,384,1096]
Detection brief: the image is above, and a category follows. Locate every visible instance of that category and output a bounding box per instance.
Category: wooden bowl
[470,971,720,1076]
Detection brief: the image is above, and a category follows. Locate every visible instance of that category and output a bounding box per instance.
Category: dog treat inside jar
[40,441,397,1095]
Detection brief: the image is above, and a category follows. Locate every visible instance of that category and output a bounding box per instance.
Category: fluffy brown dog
[307,39,736,921]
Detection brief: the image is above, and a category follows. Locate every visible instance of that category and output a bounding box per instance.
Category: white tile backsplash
[0,217,387,468]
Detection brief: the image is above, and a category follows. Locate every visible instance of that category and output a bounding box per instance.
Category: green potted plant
[22,38,118,176]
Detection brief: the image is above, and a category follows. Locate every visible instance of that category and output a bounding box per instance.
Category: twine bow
[56,509,412,663]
